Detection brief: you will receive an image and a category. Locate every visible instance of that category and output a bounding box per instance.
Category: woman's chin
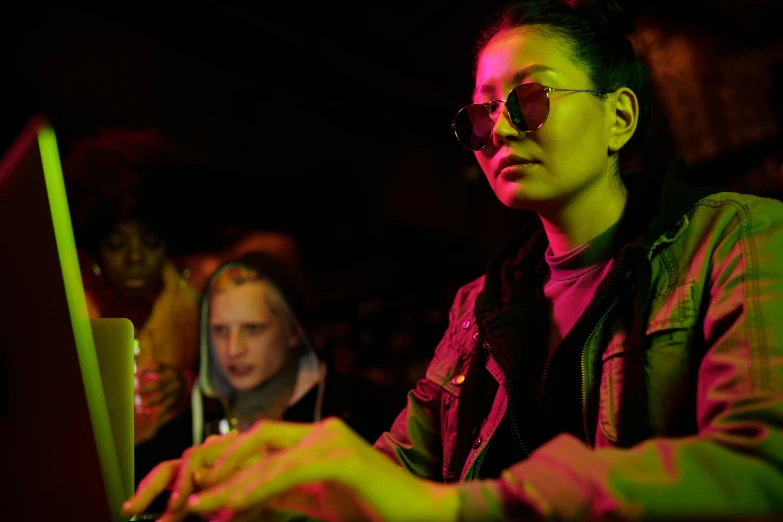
[497,184,560,212]
[502,192,544,211]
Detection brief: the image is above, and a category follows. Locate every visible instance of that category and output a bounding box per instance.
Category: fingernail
[187,494,200,507]
[167,491,179,508]
[121,500,131,513]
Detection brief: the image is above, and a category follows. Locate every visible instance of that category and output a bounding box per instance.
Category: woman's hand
[134,363,187,444]
[185,417,459,522]
[137,363,186,416]
[122,432,240,521]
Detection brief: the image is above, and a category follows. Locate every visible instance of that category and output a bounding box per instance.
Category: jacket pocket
[598,280,698,443]
[423,308,479,481]
[425,308,478,396]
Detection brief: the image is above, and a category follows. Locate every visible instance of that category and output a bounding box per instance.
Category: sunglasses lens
[453,105,494,150]
[507,83,550,132]
[454,83,550,149]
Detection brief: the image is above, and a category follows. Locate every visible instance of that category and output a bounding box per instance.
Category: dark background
[4,1,783,384]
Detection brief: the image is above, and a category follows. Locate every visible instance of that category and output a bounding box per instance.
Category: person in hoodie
[191,252,394,446]
[125,1,783,521]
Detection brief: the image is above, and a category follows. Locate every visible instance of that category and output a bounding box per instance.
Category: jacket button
[472,436,483,450]
[472,331,479,341]
[451,374,465,386]
[462,320,471,329]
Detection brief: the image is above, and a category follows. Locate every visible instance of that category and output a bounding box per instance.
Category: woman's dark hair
[63,128,178,257]
[475,0,652,168]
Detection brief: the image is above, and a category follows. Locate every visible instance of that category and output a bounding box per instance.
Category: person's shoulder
[694,191,783,212]
[690,191,783,232]
[162,261,201,303]
[448,275,485,320]
[455,275,485,296]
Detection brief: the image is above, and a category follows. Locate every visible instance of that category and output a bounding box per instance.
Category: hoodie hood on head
[191,252,323,443]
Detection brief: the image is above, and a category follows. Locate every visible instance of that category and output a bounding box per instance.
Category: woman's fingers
[121,459,179,515]
[143,385,180,410]
[167,431,239,511]
[199,421,314,486]
[189,442,351,514]
[138,367,183,396]
[186,417,456,522]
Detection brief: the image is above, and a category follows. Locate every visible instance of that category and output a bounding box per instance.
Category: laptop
[0,116,158,521]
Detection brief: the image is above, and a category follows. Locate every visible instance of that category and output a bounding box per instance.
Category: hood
[195,252,322,417]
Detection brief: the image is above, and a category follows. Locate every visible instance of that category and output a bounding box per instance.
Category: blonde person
[192,253,391,446]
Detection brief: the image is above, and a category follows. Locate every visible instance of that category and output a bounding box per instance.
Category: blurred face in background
[99,219,167,299]
[209,279,300,391]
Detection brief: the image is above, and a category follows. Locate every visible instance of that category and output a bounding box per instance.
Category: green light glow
[38,125,128,522]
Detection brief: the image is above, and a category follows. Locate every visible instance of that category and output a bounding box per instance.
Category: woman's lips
[499,162,538,179]
[124,278,147,288]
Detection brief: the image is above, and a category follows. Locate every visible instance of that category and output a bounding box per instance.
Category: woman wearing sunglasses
[124,1,783,520]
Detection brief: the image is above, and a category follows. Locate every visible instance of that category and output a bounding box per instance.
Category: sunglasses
[451,82,607,151]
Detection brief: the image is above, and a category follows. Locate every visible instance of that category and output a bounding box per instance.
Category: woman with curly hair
[64,128,200,490]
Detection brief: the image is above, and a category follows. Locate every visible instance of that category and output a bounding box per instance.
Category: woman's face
[209,280,299,391]
[473,27,615,213]
[99,220,167,299]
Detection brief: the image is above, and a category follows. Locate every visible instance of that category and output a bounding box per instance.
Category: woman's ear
[608,87,639,154]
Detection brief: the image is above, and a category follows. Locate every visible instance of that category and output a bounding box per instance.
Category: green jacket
[374,159,783,520]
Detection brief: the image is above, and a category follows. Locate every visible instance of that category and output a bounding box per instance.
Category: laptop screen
[0,116,131,521]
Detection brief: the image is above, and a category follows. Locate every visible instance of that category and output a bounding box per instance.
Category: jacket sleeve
[373,377,445,480]
[455,197,783,521]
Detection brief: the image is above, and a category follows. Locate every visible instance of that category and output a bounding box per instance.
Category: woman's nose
[125,239,145,264]
[491,102,524,147]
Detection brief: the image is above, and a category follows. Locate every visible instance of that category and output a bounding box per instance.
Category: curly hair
[63,128,179,256]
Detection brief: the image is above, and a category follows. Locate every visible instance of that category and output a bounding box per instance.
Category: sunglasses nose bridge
[491,99,526,141]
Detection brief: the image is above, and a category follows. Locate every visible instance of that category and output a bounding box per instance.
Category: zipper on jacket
[470,438,492,479]
[536,257,628,443]
[580,298,620,449]
[471,293,529,465]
